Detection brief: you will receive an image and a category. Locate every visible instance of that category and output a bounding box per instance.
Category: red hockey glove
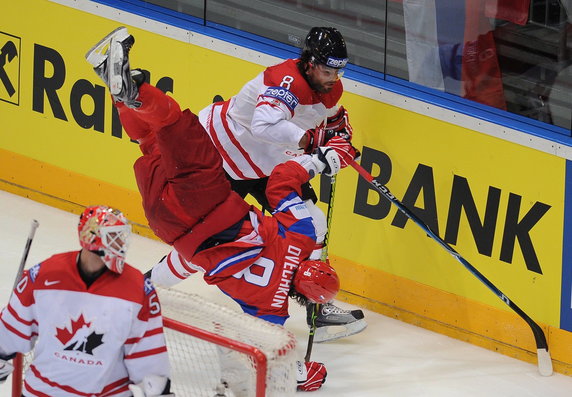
[296,361,327,392]
[325,136,360,168]
[325,106,353,142]
[303,126,326,154]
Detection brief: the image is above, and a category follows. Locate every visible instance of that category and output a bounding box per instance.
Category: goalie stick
[11,219,40,396]
[349,160,553,377]
[305,175,337,362]
[12,219,40,290]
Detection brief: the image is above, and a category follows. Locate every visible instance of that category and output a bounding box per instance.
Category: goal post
[164,317,269,397]
[158,288,298,397]
[10,354,23,396]
[11,288,298,397]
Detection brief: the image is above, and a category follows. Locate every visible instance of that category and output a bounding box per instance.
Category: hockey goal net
[12,287,298,397]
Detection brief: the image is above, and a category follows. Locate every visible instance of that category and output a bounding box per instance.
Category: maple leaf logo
[56,314,90,345]
[55,314,104,355]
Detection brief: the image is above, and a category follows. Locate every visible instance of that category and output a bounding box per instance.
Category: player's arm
[0,267,40,359]
[264,146,347,237]
[124,278,173,396]
[0,265,41,383]
[251,95,334,154]
[325,105,353,142]
[250,87,307,148]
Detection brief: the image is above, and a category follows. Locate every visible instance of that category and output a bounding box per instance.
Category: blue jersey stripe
[208,247,263,276]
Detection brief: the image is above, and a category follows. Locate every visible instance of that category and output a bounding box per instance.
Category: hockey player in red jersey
[0,205,174,397]
[200,27,366,342]
[85,27,360,392]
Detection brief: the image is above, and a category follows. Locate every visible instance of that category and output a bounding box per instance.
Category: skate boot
[307,302,367,343]
[85,26,140,108]
[85,26,127,80]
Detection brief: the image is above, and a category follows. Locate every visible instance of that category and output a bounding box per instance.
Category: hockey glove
[325,106,352,142]
[129,375,175,397]
[303,126,326,154]
[0,359,14,384]
[313,147,341,176]
[296,360,327,392]
[325,136,360,168]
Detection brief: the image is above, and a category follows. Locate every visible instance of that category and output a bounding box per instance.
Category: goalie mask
[293,260,340,304]
[78,205,132,274]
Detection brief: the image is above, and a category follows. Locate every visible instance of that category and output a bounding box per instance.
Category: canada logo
[55,314,104,355]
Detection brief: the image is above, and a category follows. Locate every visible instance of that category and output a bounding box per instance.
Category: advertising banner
[1,0,568,337]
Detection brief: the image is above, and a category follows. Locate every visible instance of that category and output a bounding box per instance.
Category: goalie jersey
[199,58,343,180]
[0,253,170,397]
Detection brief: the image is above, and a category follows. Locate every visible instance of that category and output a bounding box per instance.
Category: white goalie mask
[78,205,132,274]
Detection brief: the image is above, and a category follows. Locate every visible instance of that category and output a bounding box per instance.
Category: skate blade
[85,26,128,67]
[314,319,367,343]
[108,38,124,95]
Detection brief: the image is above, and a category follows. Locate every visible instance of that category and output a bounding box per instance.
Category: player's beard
[309,79,334,94]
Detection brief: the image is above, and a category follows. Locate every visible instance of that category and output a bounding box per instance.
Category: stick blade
[537,348,553,376]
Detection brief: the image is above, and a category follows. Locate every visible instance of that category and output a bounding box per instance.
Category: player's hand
[296,361,327,391]
[325,106,352,142]
[0,359,14,384]
[325,136,360,168]
[313,147,341,176]
[302,126,326,154]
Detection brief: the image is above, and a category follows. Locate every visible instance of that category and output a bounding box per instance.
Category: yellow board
[328,99,564,326]
[0,0,567,352]
[1,0,265,192]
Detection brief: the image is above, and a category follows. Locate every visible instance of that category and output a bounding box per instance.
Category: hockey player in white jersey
[0,205,174,397]
[200,27,366,342]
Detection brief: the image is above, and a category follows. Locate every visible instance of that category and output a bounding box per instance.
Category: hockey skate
[307,302,367,343]
[85,26,140,108]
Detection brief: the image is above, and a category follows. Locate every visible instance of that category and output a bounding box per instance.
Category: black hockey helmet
[302,27,348,69]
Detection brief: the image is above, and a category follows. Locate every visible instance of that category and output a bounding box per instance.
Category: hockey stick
[12,219,40,290]
[305,175,337,362]
[11,219,39,397]
[349,160,553,376]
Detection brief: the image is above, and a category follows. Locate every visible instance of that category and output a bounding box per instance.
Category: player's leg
[86,28,179,139]
[86,27,249,261]
[87,27,226,206]
[85,26,127,85]
[86,26,140,108]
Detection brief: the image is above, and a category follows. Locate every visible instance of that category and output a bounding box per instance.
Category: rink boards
[2,0,572,374]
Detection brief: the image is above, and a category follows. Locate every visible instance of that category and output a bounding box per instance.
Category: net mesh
[12,288,297,397]
[12,288,296,397]
[157,287,297,397]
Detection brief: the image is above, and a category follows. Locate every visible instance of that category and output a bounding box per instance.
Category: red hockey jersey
[151,158,318,325]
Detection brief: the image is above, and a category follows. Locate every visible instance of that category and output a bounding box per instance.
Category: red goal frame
[12,316,268,397]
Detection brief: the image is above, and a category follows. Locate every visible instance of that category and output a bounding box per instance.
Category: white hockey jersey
[0,251,170,397]
[199,58,343,180]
